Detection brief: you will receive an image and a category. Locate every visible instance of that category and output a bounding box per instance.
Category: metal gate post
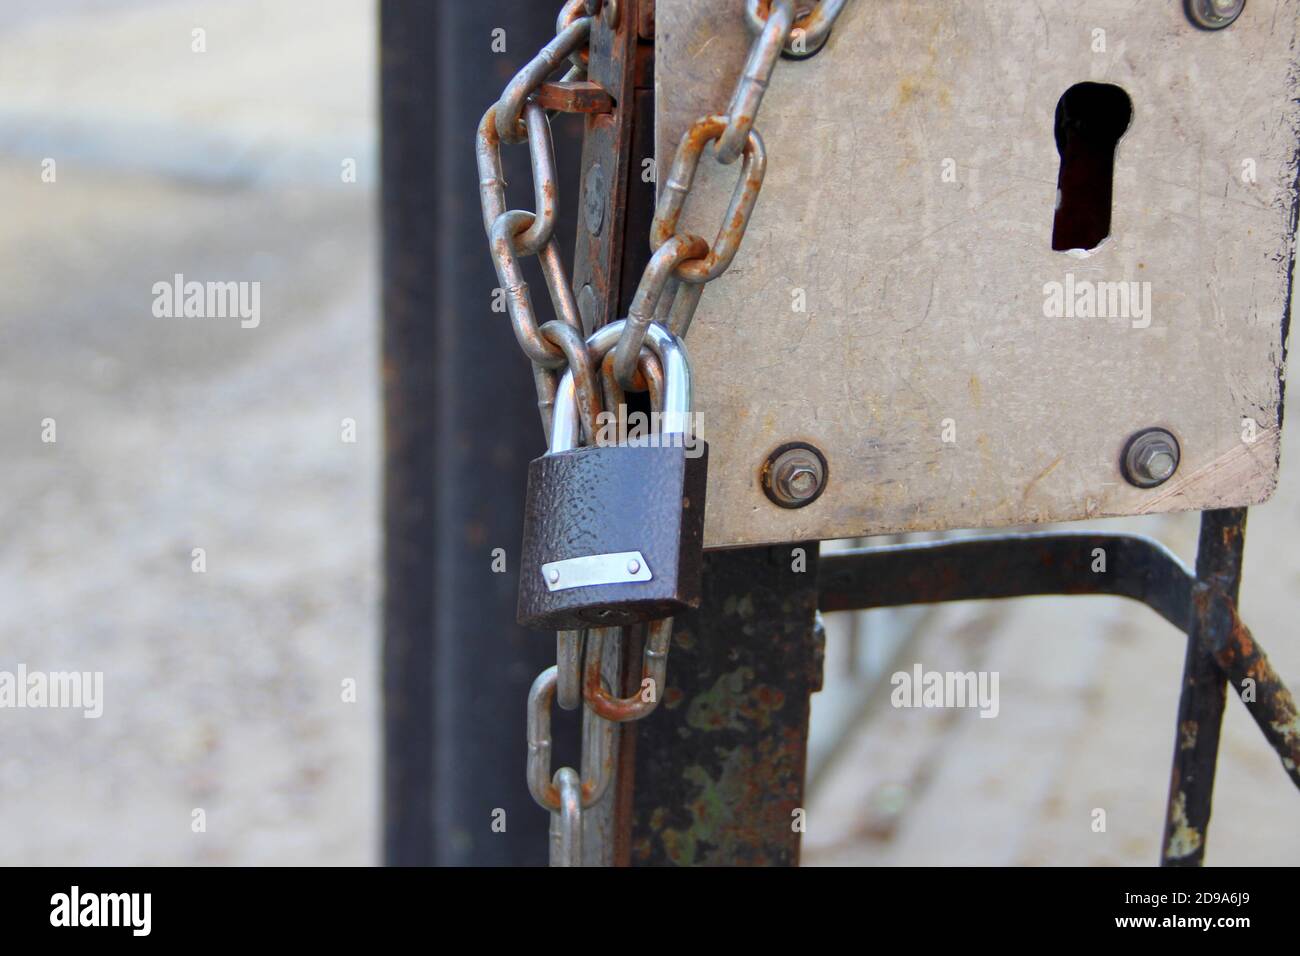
[1161,508,1247,866]
[380,0,583,866]
[627,545,825,866]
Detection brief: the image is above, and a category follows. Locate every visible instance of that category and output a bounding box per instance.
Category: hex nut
[762,443,829,508]
[1122,428,1181,489]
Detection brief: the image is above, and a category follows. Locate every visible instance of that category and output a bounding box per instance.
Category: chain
[477,0,847,866]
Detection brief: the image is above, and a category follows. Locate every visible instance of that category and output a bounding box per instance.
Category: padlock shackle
[550,320,693,454]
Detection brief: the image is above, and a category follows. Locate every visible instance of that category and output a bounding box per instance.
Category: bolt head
[1123,428,1181,488]
[763,444,828,508]
[784,465,820,500]
[1188,0,1244,29]
[627,558,640,575]
[1140,448,1177,482]
[547,568,560,584]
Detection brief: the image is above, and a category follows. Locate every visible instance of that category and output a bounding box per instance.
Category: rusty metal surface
[818,531,1194,631]
[572,0,643,333]
[537,79,615,114]
[580,631,625,866]
[615,48,659,319]
[1201,581,1300,792]
[658,0,1299,547]
[1162,508,1245,866]
[628,545,823,865]
[638,0,656,41]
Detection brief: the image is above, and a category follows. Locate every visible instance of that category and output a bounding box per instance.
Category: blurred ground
[0,0,1295,868]
[0,0,377,864]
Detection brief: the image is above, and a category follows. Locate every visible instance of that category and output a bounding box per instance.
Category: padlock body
[517,441,708,630]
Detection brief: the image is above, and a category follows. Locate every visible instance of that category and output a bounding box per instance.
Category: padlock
[517,320,708,630]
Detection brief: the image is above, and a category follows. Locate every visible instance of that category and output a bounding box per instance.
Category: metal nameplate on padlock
[517,321,709,631]
[656,0,1299,547]
[541,551,653,591]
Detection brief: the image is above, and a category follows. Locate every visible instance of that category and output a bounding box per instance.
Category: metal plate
[656,0,1299,548]
[542,550,653,591]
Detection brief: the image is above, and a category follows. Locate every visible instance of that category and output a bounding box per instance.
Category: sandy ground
[0,0,378,865]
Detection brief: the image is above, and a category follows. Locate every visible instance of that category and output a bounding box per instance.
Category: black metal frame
[816,508,1300,866]
[627,545,823,866]
[380,1,585,866]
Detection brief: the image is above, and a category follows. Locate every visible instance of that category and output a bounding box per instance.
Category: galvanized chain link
[526,665,616,812]
[478,0,848,866]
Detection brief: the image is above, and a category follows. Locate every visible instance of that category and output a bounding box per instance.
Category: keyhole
[1051,82,1133,252]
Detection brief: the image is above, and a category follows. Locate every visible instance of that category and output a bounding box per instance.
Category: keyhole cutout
[1051,82,1133,252]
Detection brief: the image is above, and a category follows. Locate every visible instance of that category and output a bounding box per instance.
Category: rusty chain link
[496,16,593,143]
[745,0,847,56]
[477,0,848,866]
[584,620,674,722]
[718,2,792,163]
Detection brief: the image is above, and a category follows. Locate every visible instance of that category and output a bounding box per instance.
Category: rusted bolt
[1185,0,1245,30]
[1122,428,1180,488]
[785,464,818,497]
[762,442,828,508]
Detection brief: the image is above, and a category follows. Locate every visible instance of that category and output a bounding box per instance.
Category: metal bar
[562,1,652,865]
[629,545,824,866]
[571,0,641,332]
[537,80,616,114]
[610,622,645,867]
[615,44,657,319]
[1161,508,1247,866]
[1197,582,1300,791]
[380,0,583,866]
[814,517,1299,866]
[597,6,660,866]
[817,532,1194,631]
